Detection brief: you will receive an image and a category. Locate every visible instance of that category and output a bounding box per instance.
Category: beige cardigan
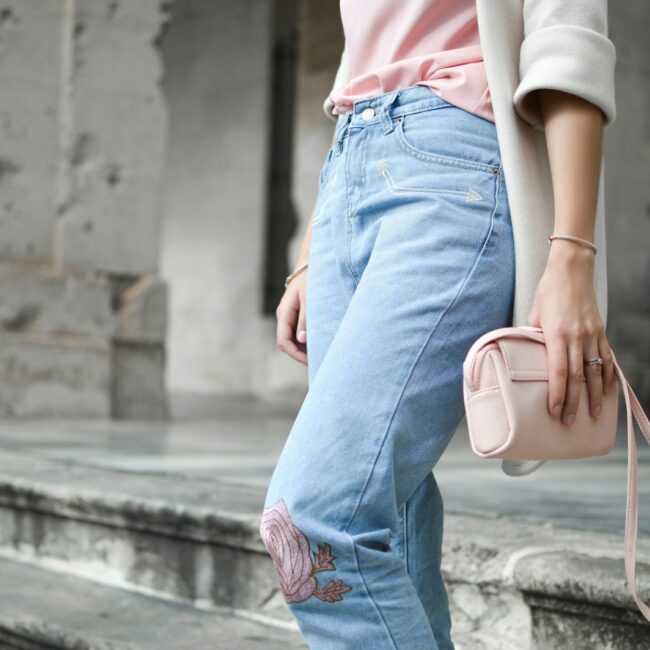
[322,0,617,331]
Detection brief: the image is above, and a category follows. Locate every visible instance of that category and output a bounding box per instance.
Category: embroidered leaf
[313,579,353,602]
[312,543,336,573]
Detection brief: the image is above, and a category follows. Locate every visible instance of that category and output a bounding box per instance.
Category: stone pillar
[159,0,276,403]
[0,0,170,417]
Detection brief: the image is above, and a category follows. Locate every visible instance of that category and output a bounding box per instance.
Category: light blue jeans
[260,84,515,649]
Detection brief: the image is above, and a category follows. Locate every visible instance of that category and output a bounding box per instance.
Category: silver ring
[584,356,604,366]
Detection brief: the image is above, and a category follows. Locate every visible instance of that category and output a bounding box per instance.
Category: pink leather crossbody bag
[462,324,650,622]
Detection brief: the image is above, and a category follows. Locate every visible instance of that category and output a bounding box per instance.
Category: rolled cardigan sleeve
[322,47,351,123]
[512,0,617,131]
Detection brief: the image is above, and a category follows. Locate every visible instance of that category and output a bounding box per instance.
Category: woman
[260,1,617,648]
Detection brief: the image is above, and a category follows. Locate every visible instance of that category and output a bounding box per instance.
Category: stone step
[1,448,650,648]
[442,515,650,648]
[514,551,650,649]
[0,555,306,649]
[0,448,294,626]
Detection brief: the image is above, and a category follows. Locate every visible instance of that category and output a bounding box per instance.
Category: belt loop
[379,89,401,135]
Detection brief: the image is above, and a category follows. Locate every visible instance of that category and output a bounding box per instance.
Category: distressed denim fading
[260,84,515,650]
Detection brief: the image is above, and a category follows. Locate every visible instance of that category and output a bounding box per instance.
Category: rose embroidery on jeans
[260,498,352,603]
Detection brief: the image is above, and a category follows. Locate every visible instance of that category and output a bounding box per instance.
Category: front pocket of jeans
[374,158,502,272]
[376,160,489,202]
[394,114,501,175]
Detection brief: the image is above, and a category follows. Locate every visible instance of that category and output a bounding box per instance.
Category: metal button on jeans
[361,107,375,121]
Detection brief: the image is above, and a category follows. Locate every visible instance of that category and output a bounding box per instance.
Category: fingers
[583,334,603,419]
[296,307,307,345]
[598,331,616,395]
[546,331,568,420]
[562,338,584,427]
[547,321,613,427]
[275,288,308,366]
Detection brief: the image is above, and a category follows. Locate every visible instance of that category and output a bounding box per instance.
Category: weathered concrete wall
[57,0,168,276]
[0,0,62,263]
[112,275,168,418]
[0,266,112,416]
[0,0,170,417]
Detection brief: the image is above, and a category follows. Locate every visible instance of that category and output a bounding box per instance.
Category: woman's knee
[259,497,355,605]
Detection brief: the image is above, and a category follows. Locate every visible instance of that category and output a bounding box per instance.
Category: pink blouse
[328,0,494,123]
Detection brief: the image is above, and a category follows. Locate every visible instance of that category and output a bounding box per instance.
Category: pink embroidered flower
[260,498,352,604]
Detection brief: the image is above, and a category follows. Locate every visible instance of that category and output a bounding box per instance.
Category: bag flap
[496,337,548,381]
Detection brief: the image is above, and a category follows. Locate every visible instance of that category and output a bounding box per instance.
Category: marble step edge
[0,449,267,552]
[513,549,650,623]
[0,556,306,650]
[441,512,650,618]
[0,616,134,650]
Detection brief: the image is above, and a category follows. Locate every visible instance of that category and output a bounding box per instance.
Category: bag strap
[463,325,650,620]
[613,353,650,621]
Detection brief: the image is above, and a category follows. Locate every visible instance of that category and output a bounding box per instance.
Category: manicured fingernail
[297,329,306,343]
[553,404,562,416]
[594,405,601,417]
[564,413,575,426]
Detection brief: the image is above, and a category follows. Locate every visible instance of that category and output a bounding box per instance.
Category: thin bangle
[547,234,597,255]
[284,262,309,288]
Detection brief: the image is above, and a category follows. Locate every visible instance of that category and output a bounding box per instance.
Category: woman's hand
[276,133,335,366]
[276,200,317,366]
[276,264,309,365]
[527,239,616,426]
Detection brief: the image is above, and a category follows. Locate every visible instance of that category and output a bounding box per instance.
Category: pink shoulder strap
[615,353,650,621]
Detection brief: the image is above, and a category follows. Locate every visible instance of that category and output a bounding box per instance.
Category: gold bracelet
[284,262,309,288]
[547,234,597,255]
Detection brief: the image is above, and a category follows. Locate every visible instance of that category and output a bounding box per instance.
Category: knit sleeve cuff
[512,24,617,132]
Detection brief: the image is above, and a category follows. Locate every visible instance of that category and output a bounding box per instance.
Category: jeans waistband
[333,84,455,152]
